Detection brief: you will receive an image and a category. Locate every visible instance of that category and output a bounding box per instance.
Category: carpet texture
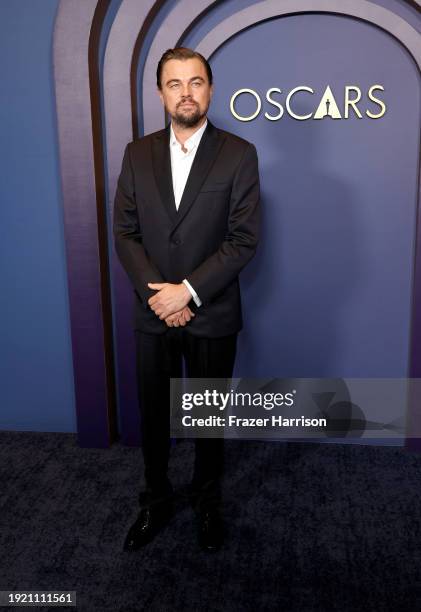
[1,432,421,611]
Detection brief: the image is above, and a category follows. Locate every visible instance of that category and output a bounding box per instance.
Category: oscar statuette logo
[230,85,386,121]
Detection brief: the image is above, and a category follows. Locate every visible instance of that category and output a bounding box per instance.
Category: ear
[209,84,214,100]
[157,88,164,106]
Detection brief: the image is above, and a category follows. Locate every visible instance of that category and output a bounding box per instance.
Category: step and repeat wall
[53,0,420,446]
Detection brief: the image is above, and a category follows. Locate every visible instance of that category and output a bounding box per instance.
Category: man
[113,47,260,552]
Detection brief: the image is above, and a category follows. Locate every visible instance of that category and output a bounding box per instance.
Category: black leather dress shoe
[197,510,224,552]
[123,504,173,551]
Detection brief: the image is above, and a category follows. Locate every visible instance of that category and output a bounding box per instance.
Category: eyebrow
[165,76,205,86]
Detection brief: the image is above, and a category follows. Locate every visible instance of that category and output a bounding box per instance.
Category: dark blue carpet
[1,432,421,611]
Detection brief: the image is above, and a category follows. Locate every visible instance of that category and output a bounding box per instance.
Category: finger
[148,283,166,290]
[149,295,162,306]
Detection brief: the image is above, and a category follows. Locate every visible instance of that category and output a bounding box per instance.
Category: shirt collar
[170,119,208,153]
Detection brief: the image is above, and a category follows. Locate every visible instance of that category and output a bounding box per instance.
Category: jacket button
[172,237,181,246]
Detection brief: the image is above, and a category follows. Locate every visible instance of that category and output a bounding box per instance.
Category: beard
[171,99,208,128]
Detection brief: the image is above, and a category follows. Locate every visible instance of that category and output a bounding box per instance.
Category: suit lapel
[172,121,225,234]
[151,121,225,231]
[151,126,178,224]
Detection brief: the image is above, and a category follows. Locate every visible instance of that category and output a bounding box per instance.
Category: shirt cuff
[182,279,202,307]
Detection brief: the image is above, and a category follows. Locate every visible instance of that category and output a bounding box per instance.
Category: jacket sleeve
[113,143,165,306]
[185,143,260,304]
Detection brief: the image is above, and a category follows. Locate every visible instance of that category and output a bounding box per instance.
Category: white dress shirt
[169,120,208,307]
[170,119,207,208]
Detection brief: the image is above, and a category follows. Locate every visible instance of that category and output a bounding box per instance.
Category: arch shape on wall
[188,2,421,450]
[104,0,216,193]
[104,0,226,445]
[197,0,421,67]
[54,0,117,447]
[139,0,421,128]
[103,0,159,195]
[136,0,421,378]
[54,0,420,447]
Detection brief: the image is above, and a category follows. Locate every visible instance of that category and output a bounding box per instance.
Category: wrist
[179,283,191,303]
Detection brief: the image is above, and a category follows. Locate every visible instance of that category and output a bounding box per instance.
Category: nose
[180,82,193,98]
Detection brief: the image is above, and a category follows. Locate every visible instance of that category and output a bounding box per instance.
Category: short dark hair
[156,47,213,90]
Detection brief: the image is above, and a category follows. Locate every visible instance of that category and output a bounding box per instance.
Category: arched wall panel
[54,0,420,447]
[54,0,115,447]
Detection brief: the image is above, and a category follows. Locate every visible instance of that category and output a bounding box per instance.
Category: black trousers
[135,329,237,512]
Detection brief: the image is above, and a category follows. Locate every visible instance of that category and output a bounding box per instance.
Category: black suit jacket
[113,121,260,338]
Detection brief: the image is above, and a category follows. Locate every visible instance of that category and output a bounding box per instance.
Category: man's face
[158,58,213,128]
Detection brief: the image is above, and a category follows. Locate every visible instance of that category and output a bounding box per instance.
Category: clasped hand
[148,282,194,328]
